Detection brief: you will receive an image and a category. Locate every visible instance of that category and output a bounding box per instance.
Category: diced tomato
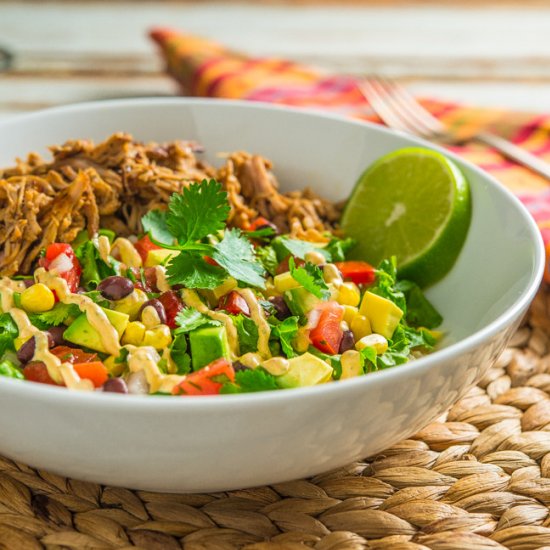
[134,235,161,263]
[172,358,235,396]
[73,361,109,388]
[203,256,220,267]
[309,301,345,355]
[50,346,97,364]
[41,243,82,293]
[23,362,60,386]
[334,261,376,286]
[249,216,276,232]
[158,290,185,328]
[276,255,305,275]
[218,291,250,317]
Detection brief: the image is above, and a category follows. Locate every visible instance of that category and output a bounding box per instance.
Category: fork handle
[475,132,550,181]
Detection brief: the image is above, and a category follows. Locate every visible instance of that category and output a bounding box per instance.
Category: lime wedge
[341,147,471,287]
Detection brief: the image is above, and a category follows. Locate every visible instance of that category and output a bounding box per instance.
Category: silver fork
[359,75,550,180]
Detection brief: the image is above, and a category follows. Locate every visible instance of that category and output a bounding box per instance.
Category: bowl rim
[0,96,545,409]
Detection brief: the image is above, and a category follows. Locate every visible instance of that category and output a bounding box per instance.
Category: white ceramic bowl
[0,99,544,492]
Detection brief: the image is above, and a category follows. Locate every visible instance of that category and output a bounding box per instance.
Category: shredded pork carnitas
[0,133,341,276]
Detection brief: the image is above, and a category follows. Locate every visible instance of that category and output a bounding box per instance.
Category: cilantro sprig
[142,180,266,289]
[288,257,330,300]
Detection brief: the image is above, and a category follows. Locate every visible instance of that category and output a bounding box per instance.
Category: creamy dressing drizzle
[35,268,120,356]
[126,345,184,394]
[111,238,142,268]
[154,266,170,292]
[182,288,239,357]
[234,288,271,358]
[0,277,92,389]
[95,235,111,264]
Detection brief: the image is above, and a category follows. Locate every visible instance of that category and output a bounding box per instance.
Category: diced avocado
[189,325,231,371]
[276,352,333,389]
[63,307,129,353]
[283,286,321,316]
[144,248,178,267]
[273,271,300,293]
[359,291,403,339]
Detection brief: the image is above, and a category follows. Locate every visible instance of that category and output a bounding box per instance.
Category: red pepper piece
[218,291,250,317]
[334,261,376,286]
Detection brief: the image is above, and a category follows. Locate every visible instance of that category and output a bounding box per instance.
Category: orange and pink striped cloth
[150,28,550,280]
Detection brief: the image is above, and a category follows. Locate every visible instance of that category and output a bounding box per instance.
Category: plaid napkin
[151,28,550,280]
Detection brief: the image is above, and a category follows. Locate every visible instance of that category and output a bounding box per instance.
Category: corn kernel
[342,305,359,326]
[294,327,310,353]
[273,272,300,293]
[20,283,55,313]
[336,282,361,307]
[340,350,363,379]
[122,321,146,346]
[141,305,161,329]
[104,355,126,377]
[304,250,326,266]
[142,325,172,350]
[112,289,148,320]
[355,333,388,354]
[323,264,343,286]
[350,314,372,340]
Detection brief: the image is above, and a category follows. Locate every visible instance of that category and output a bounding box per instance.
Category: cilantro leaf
[30,303,81,327]
[396,280,443,329]
[142,209,174,246]
[169,333,192,375]
[256,245,279,277]
[0,313,18,357]
[233,314,259,355]
[289,257,330,300]
[166,251,227,289]
[174,307,221,334]
[370,257,407,313]
[74,240,118,289]
[0,358,23,380]
[273,236,331,262]
[325,236,356,262]
[167,180,230,245]
[212,229,266,289]
[270,316,299,358]
[221,368,279,394]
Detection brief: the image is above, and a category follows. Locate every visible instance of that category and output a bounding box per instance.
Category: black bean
[47,326,67,347]
[97,276,134,301]
[269,296,292,321]
[102,378,128,394]
[16,337,36,364]
[232,361,248,372]
[339,330,355,353]
[138,299,167,325]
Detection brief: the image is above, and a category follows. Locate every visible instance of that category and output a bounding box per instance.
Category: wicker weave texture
[2,291,550,549]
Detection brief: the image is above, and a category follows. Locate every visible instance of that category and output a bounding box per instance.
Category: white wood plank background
[1,1,550,119]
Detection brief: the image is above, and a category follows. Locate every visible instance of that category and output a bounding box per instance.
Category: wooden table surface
[1,1,550,121]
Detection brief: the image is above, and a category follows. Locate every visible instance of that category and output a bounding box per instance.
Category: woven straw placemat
[2,290,550,550]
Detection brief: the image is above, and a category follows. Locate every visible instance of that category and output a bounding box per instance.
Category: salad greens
[0,176,443,396]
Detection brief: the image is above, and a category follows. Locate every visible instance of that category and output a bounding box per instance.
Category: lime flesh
[341,147,472,288]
